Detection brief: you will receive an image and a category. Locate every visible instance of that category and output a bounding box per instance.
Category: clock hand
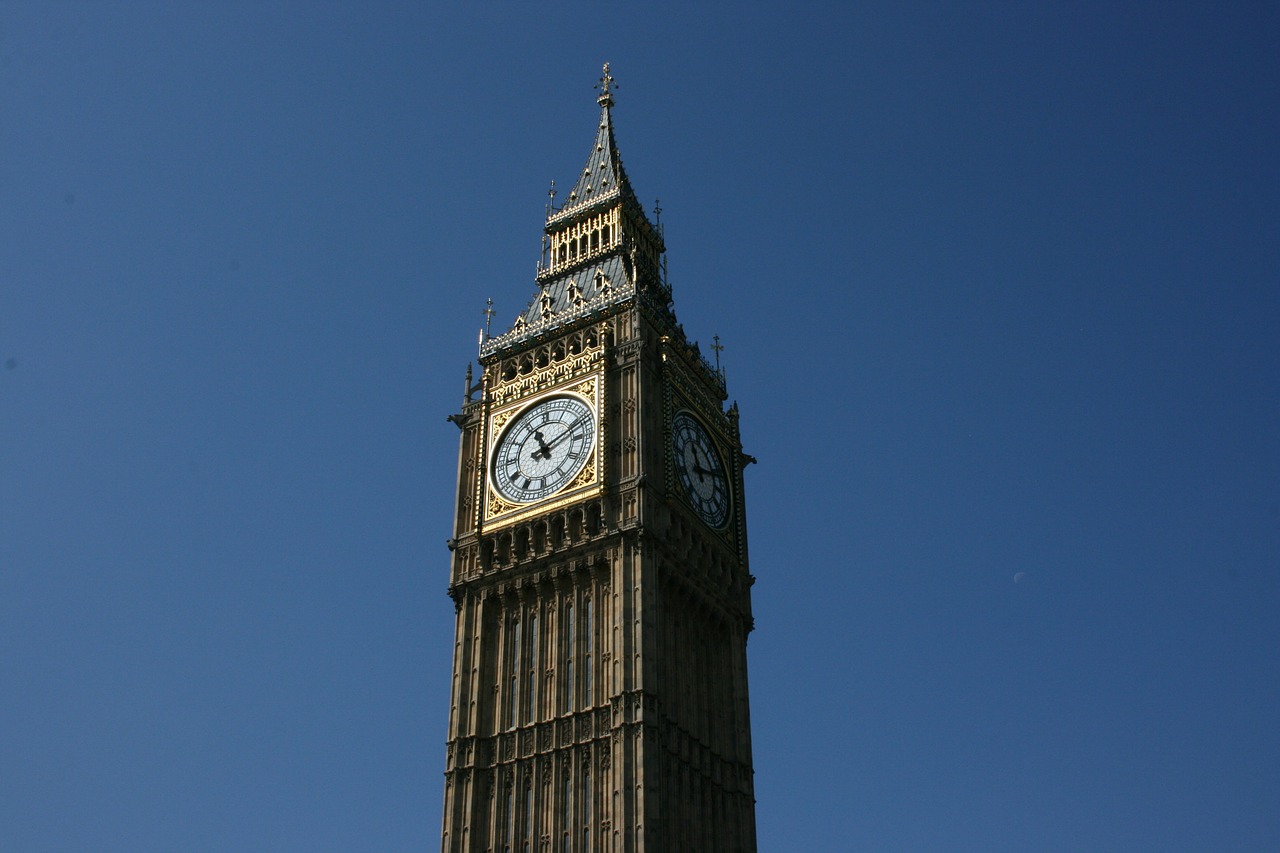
[691,447,717,482]
[541,417,585,453]
[531,429,554,461]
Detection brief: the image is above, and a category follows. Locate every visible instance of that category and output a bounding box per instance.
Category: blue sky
[2,3,1277,850]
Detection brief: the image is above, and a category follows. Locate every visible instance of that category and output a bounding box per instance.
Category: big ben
[441,65,758,852]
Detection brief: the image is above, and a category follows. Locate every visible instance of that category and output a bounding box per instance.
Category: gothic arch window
[523,777,533,853]
[582,769,592,852]
[561,773,572,853]
[601,224,610,246]
[550,515,565,550]
[590,229,599,253]
[508,613,521,729]
[563,601,575,714]
[504,780,515,853]
[583,596,593,702]
[527,612,539,724]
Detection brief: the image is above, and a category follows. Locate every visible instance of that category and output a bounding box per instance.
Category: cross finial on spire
[483,297,496,339]
[595,62,616,107]
[711,335,724,373]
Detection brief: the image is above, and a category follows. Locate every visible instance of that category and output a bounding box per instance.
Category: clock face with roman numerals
[672,411,730,528]
[492,395,595,503]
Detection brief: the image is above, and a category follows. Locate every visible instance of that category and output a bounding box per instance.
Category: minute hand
[542,417,587,453]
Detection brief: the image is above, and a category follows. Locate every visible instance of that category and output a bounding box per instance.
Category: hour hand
[531,429,553,460]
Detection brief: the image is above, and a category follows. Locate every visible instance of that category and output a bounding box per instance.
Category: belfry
[442,65,759,852]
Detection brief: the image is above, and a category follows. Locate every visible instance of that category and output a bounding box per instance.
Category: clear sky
[3,3,1278,851]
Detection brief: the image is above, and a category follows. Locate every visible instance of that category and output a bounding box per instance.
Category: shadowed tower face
[442,64,758,853]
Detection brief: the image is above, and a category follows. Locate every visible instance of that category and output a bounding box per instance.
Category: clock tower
[441,65,758,853]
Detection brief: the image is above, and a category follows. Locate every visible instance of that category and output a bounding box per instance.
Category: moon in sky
[1013,572,1026,583]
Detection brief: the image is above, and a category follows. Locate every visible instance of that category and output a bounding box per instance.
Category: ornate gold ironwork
[489,340,605,407]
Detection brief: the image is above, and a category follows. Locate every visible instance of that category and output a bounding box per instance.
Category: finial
[653,198,662,224]
[595,62,616,107]
[711,335,724,373]
[483,297,495,340]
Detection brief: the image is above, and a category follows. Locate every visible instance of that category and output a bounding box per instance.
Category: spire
[551,62,640,221]
[483,64,668,359]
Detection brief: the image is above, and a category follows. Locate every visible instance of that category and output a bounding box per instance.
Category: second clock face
[492,395,595,503]
[672,410,730,528]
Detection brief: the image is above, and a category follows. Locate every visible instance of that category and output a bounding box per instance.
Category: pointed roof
[481,64,669,360]
[547,62,641,225]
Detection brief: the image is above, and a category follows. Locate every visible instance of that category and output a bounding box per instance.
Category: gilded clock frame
[482,369,605,531]
[661,342,738,540]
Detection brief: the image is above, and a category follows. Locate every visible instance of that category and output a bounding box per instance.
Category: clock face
[492,395,596,503]
[672,411,729,528]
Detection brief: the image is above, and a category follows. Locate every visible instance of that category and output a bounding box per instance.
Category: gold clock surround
[482,372,604,530]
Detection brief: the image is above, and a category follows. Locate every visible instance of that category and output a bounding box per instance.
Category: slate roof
[480,67,669,361]
[480,255,633,359]
[546,92,641,225]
